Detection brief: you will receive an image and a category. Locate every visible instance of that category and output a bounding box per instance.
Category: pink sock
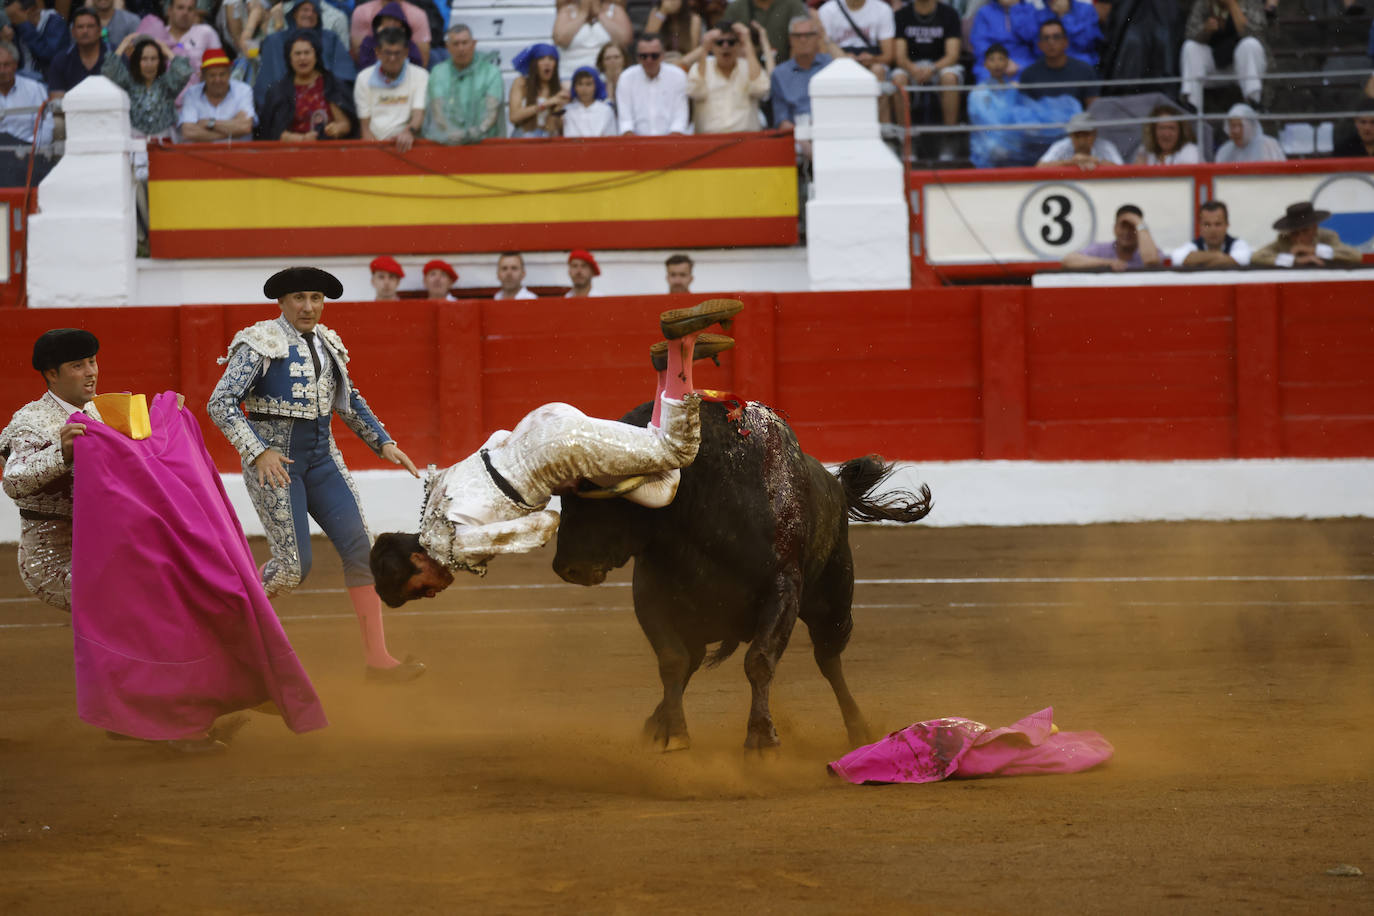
[349,585,400,668]
[651,368,667,427]
[663,332,698,401]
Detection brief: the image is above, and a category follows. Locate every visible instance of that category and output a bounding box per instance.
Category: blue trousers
[243,415,373,594]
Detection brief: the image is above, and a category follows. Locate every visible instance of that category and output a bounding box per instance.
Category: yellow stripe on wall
[149,167,797,230]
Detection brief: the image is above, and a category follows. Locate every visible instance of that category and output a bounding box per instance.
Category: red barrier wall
[3,283,1372,471]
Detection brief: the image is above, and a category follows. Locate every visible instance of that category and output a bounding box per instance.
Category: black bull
[553,400,932,751]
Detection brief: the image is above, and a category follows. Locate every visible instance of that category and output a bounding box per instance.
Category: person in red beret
[565,248,601,298]
[422,258,458,299]
[370,255,404,300]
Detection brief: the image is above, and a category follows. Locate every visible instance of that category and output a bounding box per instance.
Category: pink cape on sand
[70,392,327,740]
[828,707,1112,784]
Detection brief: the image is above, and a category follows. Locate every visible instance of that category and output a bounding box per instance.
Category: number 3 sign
[1017,182,1096,260]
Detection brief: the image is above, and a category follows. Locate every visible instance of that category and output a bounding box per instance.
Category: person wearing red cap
[178,47,256,142]
[422,258,458,299]
[370,255,404,300]
[565,248,601,298]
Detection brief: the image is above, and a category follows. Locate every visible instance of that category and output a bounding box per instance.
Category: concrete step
[457,6,556,41]
[453,0,552,7]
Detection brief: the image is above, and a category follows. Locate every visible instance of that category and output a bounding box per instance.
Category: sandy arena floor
[2,520,1372,914]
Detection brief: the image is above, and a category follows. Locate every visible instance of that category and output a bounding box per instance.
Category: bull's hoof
[662,734,691,753]
[744,724,781,751]
[643,713,691,752]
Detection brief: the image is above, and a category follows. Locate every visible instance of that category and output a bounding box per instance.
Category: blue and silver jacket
[208,316,392,463]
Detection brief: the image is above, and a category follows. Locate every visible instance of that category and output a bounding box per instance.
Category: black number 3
[1040,194,1072,246]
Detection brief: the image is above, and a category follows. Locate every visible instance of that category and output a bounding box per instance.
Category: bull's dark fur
[553,399,932,751]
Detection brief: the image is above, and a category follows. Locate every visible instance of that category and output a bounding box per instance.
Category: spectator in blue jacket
[254,0,355,108]
[969,0,1037,83]
[1032,0,1102,69]
[6,0,70,75]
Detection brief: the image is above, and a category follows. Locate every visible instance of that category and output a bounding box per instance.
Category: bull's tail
[704,639,740,669]
[836,456,933,524]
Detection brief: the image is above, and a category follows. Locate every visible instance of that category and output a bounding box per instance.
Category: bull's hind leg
[805,547,871,746]
[742,571,802,750]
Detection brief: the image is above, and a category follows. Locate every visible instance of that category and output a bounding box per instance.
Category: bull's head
[552,490,653,586]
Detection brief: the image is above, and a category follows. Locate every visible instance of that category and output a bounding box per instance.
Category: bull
[553,399,932,751]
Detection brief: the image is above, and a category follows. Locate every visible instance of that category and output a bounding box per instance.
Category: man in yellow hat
[179,47,256,141]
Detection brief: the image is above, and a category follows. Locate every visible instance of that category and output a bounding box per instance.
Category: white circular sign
[1017,182,1097,260]
[1311,173,1374,251]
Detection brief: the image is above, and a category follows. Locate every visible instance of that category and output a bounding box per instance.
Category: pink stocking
[650,367,667,427]
[349,585,400,669]
[662,332,699,402]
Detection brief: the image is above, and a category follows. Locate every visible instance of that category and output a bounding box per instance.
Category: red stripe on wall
[151,133,798,182]
[149,217,798,259]
[4,286,1374,472]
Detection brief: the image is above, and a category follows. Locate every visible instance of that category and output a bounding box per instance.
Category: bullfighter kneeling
[370,299,742,607]
[209,267,426,683]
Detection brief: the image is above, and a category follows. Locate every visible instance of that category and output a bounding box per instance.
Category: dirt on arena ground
[2,520,1372,914]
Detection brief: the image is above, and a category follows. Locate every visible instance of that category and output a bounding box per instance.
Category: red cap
[422,258,458,282]
[200,49,231,70]
[369,255,404,278]
[568,249,600,276]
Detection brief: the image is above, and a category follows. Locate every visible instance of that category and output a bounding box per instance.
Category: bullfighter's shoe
[365,654,428,684]
[649,333,735,372]
[660,299,743,339]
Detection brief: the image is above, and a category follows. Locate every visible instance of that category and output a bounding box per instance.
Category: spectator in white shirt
[685,22,771,133]
[1170,200,1252,269]
[1133,104,1202,165]
[355,26,427,151]
[0,39,50,151]
[563,65,618,137]
[179,49,256,142]
[618,35,689,135]
[495,251,539,300]
[1037,111,1123,170]
[817,0,894,121]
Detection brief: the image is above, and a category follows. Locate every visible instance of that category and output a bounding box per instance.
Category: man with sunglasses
[771,14,830,156]
[618,34,688,136]
[686,21,770,133]
[1020,17,1097,107]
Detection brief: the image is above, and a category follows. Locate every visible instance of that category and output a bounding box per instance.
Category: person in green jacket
[422,23,504,145]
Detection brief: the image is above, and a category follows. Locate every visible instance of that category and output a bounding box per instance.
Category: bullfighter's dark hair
[1037,17,1066,38]
[1116,204,1143,221]
[370,532,424,608]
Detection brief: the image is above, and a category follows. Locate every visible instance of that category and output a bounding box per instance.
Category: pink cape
[828,707,1113,784]
[71,392,327,740]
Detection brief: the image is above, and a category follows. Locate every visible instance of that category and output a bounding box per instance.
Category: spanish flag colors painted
[148,133,799,258]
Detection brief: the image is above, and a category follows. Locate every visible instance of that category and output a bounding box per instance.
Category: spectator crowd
[0,0,1367,160]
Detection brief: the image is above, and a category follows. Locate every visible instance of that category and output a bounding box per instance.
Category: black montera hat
[263,266,344,300]
[32,328,99,373]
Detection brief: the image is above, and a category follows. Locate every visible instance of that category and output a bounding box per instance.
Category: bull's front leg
[636,607,701,752]
[742,571,801,750]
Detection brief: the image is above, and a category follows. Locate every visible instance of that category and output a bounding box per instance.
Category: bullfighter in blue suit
[209,266,425,683]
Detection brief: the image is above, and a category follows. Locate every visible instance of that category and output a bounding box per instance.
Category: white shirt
[178,79,258,135]
[564,288,604,298]
[1137,142,1202,165]
[495,287,538,300]
[1038,136,1124,165]
[617,64,690,136]
[1170,236,1253,267]
[818,0,895,52]
[562,99,618,138]
[0,76,53,146]
[687,56,770,134]
[354,62,428,140]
